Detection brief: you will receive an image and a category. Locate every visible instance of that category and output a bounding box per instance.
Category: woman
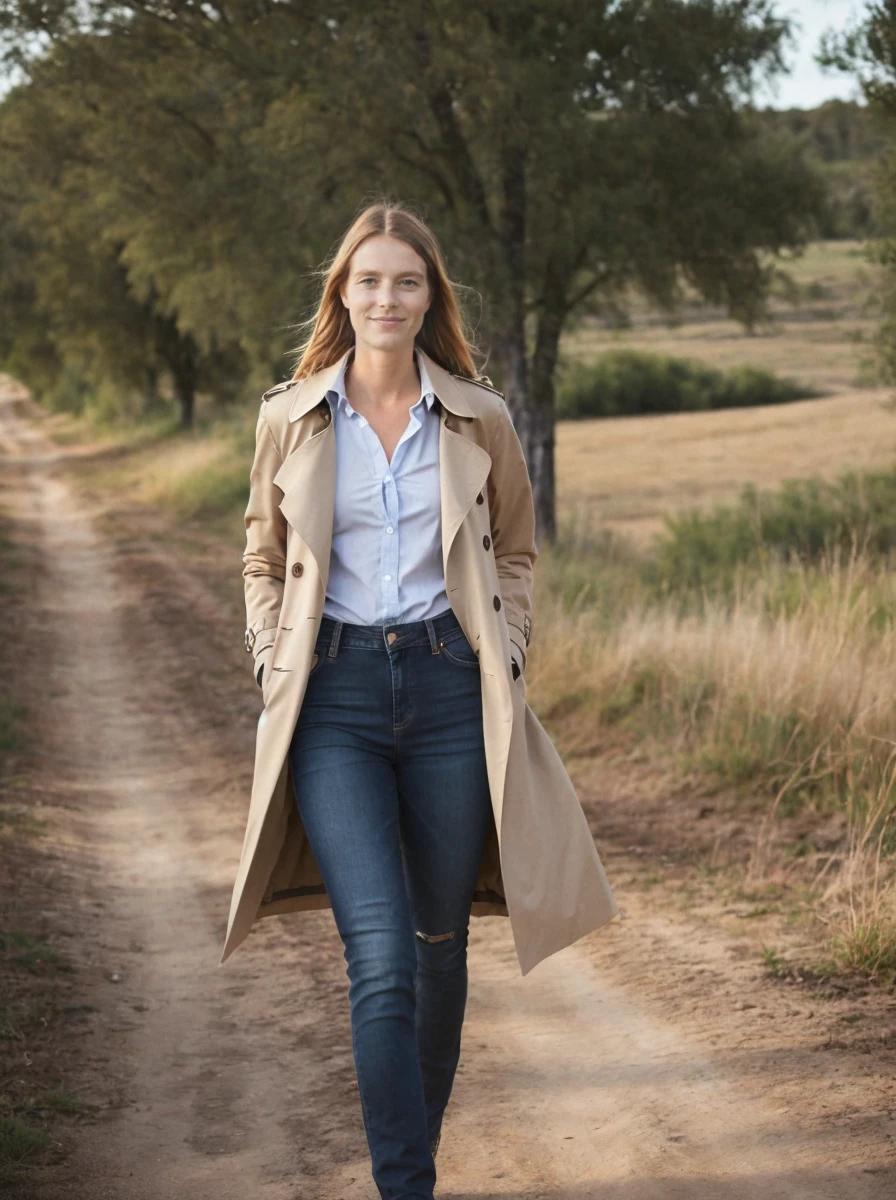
[221,201,618,1199]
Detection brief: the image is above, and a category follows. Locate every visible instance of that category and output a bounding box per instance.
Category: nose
[375,283,401,307]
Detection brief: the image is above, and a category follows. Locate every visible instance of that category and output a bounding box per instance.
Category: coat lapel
[271,346,492,594]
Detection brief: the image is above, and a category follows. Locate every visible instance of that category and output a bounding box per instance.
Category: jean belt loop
[425,616,440,655]
[327,619,343,659]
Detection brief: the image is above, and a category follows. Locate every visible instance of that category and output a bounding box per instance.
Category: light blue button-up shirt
[321,348,451,626]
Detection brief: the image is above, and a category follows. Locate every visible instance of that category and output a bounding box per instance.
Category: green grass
[652,467,896,595]
[0,698,24,758]
[0,531,21,598]
[40,1090,83,1114]
[162,456,250,521]
[824,924,896,981]
[0,1114,52,1176]
[0,932,73,975]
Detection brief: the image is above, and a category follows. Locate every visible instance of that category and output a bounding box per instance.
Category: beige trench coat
[220,345,619,975]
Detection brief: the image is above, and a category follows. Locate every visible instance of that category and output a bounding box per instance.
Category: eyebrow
[352,268,425,279]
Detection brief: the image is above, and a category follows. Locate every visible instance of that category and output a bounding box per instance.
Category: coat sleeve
[242,401,287,681]
[485,397,538,671]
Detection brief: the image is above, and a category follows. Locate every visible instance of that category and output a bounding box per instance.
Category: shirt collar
[326,347,437,415]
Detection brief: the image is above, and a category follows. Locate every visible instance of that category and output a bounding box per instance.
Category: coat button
[483,534,491,550]
[292,562,304,577]
[476,492,484,504]
[493,595,501,611]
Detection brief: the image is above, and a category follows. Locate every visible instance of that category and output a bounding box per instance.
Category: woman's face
[340,234,432,355]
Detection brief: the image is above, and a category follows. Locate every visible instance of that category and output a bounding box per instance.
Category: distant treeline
[758,100,885,241]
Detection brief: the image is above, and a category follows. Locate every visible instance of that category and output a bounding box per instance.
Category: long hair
[289,200,483,382]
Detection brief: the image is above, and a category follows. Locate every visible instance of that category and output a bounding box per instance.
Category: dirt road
[1,388,894,1198]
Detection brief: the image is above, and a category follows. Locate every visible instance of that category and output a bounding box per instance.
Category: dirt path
[2,389,894,1198]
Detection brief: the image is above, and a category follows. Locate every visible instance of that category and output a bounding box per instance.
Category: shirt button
[383,574,392,581]
[384,473,392,482]
[386,525,394,534]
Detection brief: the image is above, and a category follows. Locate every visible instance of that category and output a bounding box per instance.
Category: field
[557,239,893,542]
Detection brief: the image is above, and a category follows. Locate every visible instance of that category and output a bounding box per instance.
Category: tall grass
[535,502,896,981]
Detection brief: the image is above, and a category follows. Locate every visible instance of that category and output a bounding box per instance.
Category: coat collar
[271,344,492,610]
[286,344,479,421]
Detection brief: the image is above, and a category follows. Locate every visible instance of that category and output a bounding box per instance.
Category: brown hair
[289,200,483,381]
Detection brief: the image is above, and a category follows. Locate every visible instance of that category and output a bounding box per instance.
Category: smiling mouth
[373,317,404,322]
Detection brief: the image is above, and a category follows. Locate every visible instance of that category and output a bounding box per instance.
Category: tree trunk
[491,330,556,545]
[164,335,198,430]
[172,351,196,430]
[141,364,160,417]
[154,315,198,429]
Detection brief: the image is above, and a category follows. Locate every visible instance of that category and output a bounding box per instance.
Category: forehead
[348,234,427,275]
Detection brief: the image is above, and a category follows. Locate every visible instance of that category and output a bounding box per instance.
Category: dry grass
[563,239,881,389]
[543,239,896,978]
[555,389,896,546]
[527,542,896,980]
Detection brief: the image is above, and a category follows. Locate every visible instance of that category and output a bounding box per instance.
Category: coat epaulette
[451,372,504,399]
[262,379,297,402]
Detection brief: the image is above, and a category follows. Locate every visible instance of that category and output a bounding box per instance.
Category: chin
[364,326,415,347]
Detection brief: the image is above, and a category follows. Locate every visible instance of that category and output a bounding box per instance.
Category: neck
[345,343,421,409]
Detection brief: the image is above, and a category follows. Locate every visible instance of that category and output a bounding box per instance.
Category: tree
[818,1,896,389]
[0,0,827,532]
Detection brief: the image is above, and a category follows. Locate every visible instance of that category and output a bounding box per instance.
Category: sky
[755,0,870,109]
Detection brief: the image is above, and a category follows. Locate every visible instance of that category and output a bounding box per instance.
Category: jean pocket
[307,643,329,677]
[438,630,480,669]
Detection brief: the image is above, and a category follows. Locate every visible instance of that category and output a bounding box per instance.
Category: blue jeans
[287,606,494,1200]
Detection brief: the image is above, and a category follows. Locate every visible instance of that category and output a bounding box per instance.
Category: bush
[652,467,896,593]
[556,350,818,419]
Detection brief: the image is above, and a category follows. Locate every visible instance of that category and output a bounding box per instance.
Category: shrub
[556,350,817,419]
[652,468,896,593]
